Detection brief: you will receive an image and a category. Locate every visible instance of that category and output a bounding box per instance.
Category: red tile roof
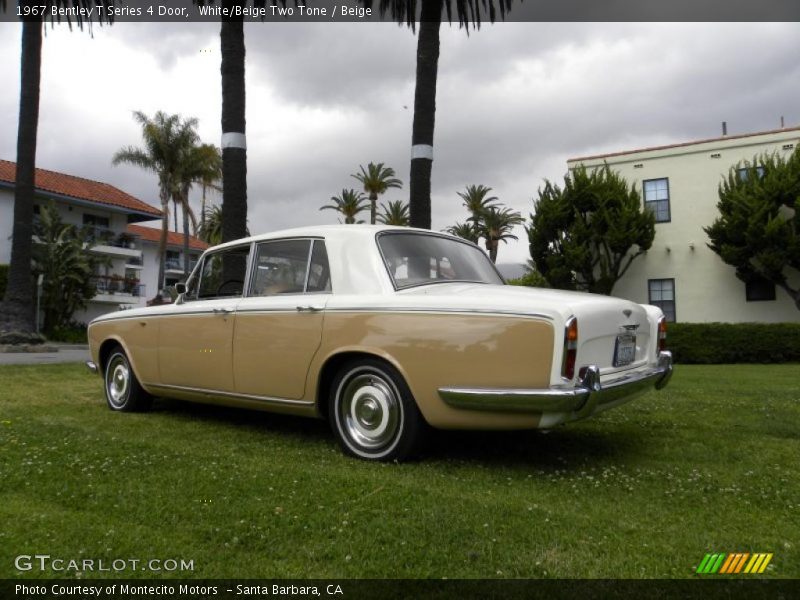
[0,159,161,217]
[568,126,800,163]
[127,224,209,251]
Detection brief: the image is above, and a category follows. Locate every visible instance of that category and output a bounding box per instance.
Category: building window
[643,178,670,223]
[745,277,776,302]
[648,278,676,322]
[737,166,765,181]
[83,214,109,228]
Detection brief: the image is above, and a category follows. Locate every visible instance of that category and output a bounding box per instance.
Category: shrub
[48,322,88,344]
[667,322,800,364]
[507,270,549,288]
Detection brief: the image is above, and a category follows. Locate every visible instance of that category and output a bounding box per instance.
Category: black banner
[2,0,800,23]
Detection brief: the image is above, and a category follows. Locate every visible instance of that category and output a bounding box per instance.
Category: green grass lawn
[0,363,797,579]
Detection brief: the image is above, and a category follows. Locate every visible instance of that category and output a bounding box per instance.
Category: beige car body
[87,225,672,430]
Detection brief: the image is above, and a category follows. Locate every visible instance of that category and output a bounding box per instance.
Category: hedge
[667,322,800,364]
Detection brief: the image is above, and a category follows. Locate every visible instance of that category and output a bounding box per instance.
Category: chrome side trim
[92,306,554,322]
[143,382,314,407]
[86,361,99,375]
[439,351,673,416]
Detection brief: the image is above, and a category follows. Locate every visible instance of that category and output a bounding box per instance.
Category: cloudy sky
[1,21,799,264]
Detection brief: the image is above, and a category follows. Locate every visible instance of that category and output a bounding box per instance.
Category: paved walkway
[0,345,90,366]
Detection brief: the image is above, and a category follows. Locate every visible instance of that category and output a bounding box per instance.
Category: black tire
[103,347,153,412]
[329,358,426,462]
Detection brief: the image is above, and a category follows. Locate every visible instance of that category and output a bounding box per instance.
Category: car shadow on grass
[150,397,331,441]
[425,426,646,471]
[149,396,644,470]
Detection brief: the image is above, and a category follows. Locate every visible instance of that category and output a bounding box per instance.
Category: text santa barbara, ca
[16,3,374,21]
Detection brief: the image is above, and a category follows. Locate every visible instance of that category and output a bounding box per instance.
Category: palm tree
[199,204,224,246]
[458,184,500,223]
[372,0,513,230]
[444,221,479,244]
[351,162,403,224]
[172,143,225,276]
[479,206,524,263]
[377,200,410,226]
[320,189,369,224]
[195,143,223,235]
[0,1,113,342]
[113,111,199,299]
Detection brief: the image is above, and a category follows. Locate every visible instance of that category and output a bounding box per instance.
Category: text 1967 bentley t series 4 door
[87,225,673,461]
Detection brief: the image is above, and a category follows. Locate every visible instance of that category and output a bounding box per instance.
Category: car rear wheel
[329,359,426,461]
[104,347,152,412]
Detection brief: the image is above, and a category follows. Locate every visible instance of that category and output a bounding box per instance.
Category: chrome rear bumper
[85,360,98,375]
[439,351,673,417]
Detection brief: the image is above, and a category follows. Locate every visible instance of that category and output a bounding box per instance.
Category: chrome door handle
[296,305,323,312]
[212,307,234,315]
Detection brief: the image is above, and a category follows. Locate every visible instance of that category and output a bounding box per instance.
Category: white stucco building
[0,160,206,325]
[567,126,800,323]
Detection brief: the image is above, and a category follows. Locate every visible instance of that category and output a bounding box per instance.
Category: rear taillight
[562,316,578,380]
[658,317,667,352]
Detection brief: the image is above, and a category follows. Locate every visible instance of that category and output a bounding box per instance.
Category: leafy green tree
[377,200,410,226]
[529,164,656,295]
[32,204,105,336]
[479,206,524,263]
[369,0,513,229]
[352,162,403,225]
[444,222,479,244]
[704,149,800,309]
[113,111,199,297]
[320,189,369,224]
[0,1,114,342]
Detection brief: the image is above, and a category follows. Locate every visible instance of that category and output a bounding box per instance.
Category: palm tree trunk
[1,19,42,339]
[370,191,378,225]
[181,187,191,277]
[408,0,442,230]
[156,190,169,300]
[220,8,248,243]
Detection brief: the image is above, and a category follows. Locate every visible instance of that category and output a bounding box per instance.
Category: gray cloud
[1,21,799,266]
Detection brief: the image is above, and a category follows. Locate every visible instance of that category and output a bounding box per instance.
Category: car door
[233,238,331,400]
[158,243,251,393]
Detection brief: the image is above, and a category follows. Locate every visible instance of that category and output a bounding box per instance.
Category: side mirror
[175,282,187,295]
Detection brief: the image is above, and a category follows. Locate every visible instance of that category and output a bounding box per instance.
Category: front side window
[648,278,676,322]
[377,232,503,290]
[643,178,671,223]
[189,245,250,300]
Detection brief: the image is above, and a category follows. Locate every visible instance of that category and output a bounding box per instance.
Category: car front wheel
[329,359,426,461]
[104,347,152,412]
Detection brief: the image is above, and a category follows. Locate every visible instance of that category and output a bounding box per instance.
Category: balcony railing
[126,255,144,266]
[165,258,198,271]
[86,227,139,250]
[91,275,145,298]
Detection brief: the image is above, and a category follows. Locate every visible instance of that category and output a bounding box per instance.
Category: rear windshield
[377,232,504,290]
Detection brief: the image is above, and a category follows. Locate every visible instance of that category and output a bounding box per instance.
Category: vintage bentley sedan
[87,225,673,461]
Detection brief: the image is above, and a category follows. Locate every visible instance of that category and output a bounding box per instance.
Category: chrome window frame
[246,237,331,298]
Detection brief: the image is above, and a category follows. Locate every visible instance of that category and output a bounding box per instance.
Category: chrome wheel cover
[338,370,402,452]
[106,355,130,408]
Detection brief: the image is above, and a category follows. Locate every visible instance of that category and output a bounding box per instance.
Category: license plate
[613,334,636,367]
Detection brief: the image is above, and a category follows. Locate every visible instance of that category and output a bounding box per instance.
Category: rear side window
[248,239,332,296]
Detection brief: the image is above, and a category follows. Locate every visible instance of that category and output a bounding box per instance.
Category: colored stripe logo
[696,552,773,574]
